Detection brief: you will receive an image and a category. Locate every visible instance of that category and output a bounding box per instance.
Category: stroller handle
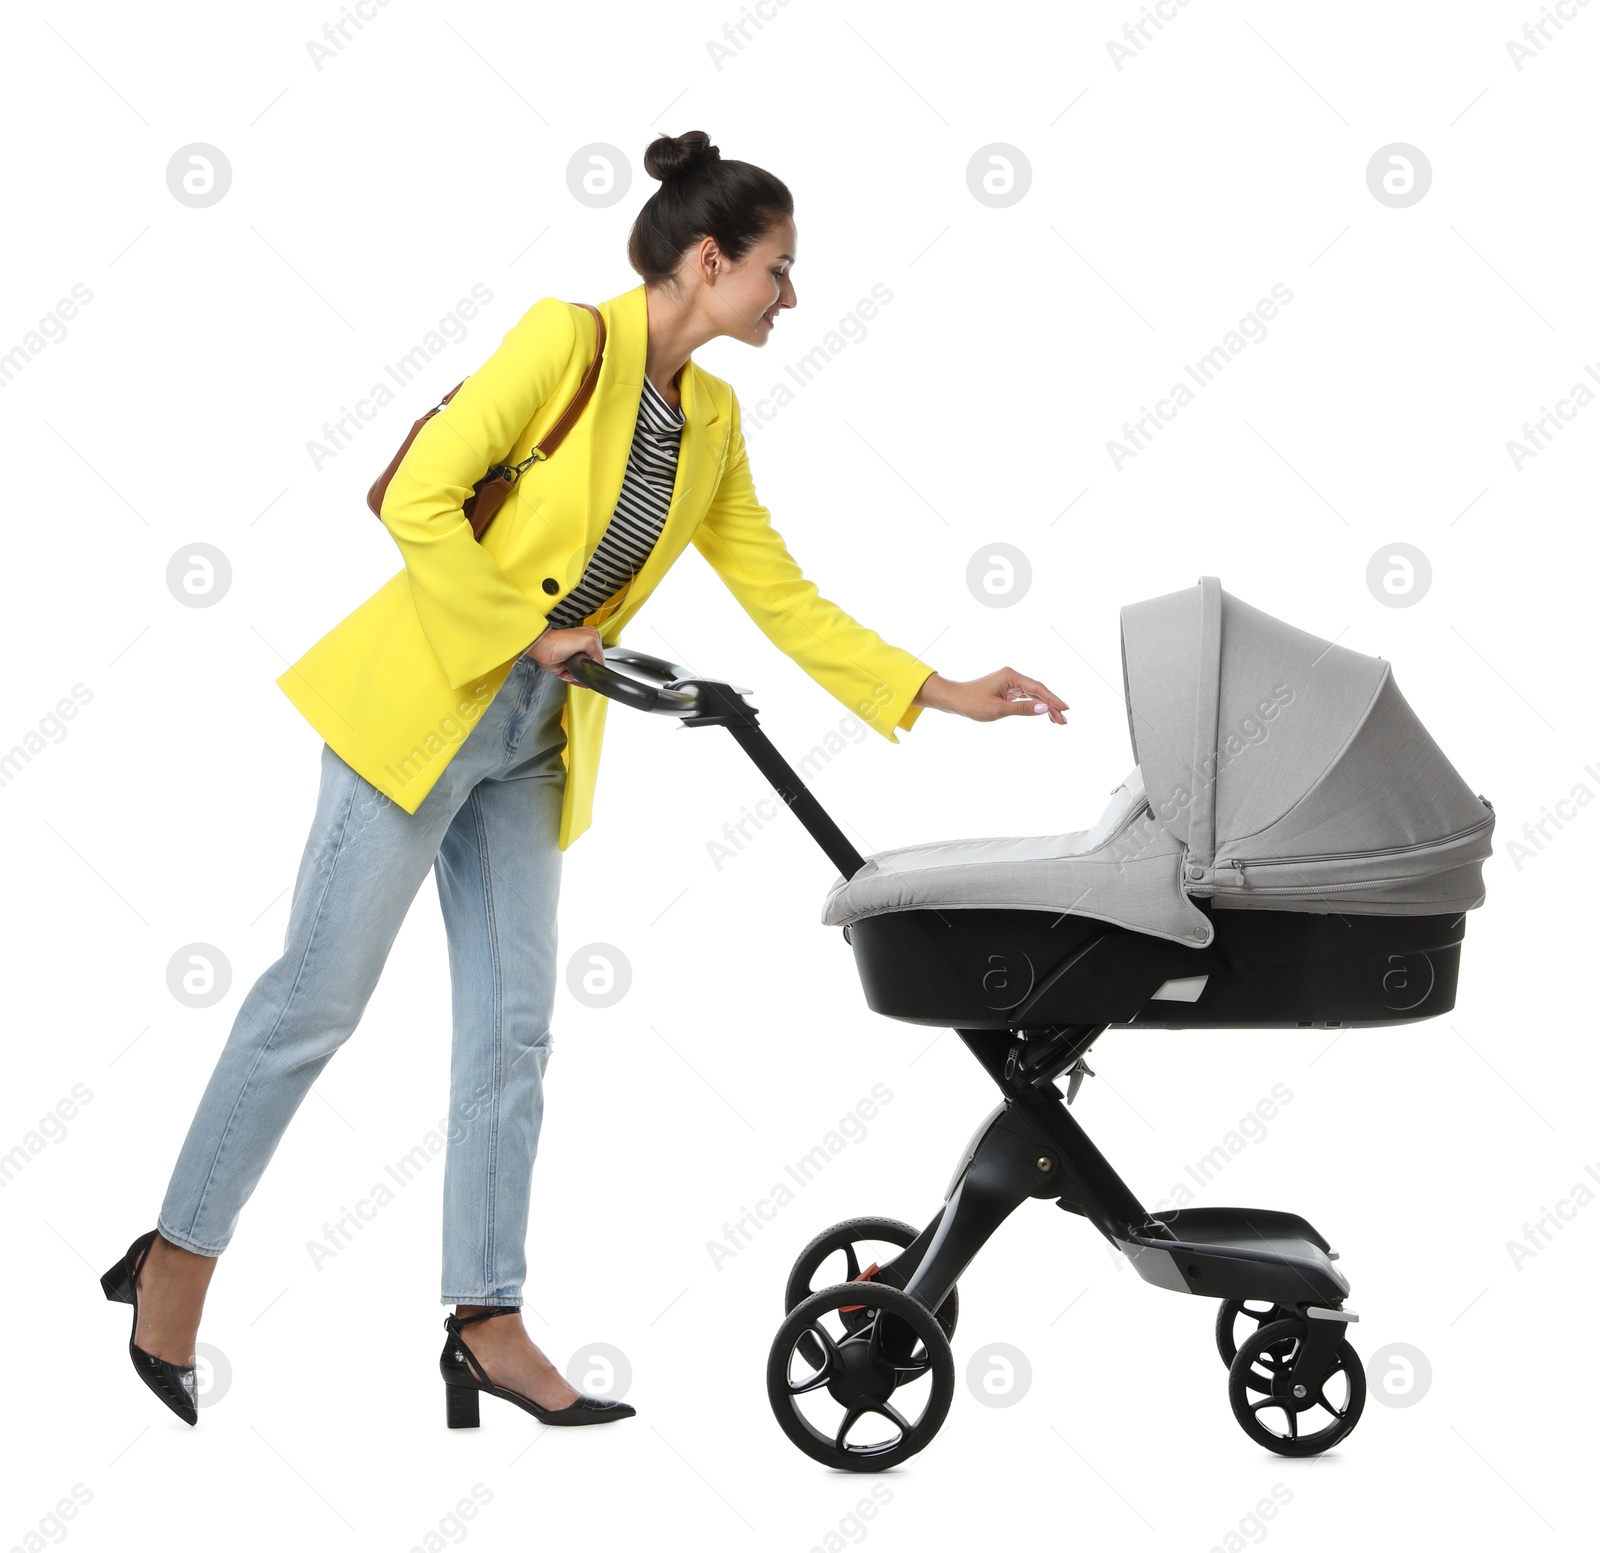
[560,645,867,880]
[560,646,723,716]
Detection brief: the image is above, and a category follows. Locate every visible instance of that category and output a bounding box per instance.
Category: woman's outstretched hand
[522,624,605,683]
[913,669,1068,724]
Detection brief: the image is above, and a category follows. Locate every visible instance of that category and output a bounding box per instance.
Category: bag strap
[531,302,606,460]
[368,301,606,522]
[450,301,608,479]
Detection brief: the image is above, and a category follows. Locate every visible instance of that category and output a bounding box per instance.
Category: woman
[101,129,1068,1432]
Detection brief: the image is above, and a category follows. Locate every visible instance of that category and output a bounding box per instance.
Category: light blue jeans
[158,651,567,1306]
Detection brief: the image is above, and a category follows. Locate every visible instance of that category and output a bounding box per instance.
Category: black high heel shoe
[100,1229,199,1426]
[440,1309,636,1428]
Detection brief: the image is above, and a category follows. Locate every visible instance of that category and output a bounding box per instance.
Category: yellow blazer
[276,282,935,849]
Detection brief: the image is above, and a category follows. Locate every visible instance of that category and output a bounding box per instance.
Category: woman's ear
[696,233,727,281]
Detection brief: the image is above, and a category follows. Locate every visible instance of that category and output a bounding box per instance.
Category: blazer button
[541,578,559,595]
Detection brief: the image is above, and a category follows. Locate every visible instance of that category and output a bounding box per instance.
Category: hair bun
[644,130,720,184]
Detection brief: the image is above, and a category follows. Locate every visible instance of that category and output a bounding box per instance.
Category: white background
[2,2,1595,1549]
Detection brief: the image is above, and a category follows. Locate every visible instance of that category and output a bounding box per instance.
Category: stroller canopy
[822,576,1494,946]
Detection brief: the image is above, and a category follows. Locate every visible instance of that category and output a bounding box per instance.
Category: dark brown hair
[627,130,794,287]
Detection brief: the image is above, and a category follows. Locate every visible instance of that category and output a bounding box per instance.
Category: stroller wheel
[1214,1299,1289,1367]
[785,1217,958,1373]
[768,1282,955,1472]
[1227,1317,1366,1457]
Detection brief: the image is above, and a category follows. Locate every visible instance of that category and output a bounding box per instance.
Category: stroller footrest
[1112,1206,1350,1305]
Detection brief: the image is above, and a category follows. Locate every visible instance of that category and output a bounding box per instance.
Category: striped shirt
[544,374,685,630]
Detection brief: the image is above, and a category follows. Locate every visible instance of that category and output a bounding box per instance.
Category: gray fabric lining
[820,578,1494,938]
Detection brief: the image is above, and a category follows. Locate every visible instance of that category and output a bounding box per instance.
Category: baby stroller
[570,575,1494,1469]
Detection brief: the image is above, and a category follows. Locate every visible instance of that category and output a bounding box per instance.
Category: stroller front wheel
[767,1282,955,1472]
[1227,1316,1366,1457]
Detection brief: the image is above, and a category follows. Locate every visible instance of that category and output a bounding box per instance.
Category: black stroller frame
[570,649,1471,1470]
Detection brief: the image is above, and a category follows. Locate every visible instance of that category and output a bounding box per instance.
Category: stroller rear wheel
[1227,1316,1366,1456]
[785,1217,959,1371]
[767,1282,955,1472]
[1214,1298,1290,1367]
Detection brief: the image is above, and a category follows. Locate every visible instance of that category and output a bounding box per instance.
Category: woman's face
[704,215,797,346]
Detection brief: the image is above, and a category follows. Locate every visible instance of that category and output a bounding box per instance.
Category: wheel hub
[1264,1351,1334,1411]
[825,1332,897,1408]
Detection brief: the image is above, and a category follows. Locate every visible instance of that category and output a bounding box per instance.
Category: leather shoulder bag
[367,301,606,541]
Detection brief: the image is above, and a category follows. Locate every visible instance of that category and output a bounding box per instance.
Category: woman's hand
[522,624,605,683]
[913,669,1068,724]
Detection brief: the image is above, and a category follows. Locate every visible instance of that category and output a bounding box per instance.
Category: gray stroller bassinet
[821,573,1495,1030]
[563,575,1495,1468]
